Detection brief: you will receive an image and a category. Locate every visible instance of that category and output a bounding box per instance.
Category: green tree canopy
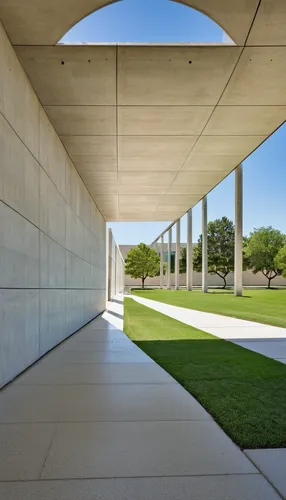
[275,245,286,279]
[193,216,235,288]
[179,247,187,274]
[125,243,160,289]
[245,227,285,288]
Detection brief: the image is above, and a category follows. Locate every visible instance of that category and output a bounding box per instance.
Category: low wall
[125,270,286,288]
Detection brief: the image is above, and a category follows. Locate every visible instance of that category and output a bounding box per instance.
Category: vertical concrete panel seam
[37,101,41,359]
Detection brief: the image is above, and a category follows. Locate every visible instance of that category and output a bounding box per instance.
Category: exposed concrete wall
[108,230,125,300]
[126,271,286,288]
[0,22,106,388]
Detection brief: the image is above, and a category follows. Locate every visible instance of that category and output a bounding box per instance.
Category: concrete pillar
[160,235,164,289]
[167,228,172,290]
[235,164,243,296]
[175,220,180,290]
[202,197,208,293]
[108,228,113,301]
[187,209,193,291]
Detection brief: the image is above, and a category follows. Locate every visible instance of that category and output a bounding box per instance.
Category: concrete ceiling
[1,0,286,221]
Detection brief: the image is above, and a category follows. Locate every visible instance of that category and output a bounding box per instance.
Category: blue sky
[62,0,286,244]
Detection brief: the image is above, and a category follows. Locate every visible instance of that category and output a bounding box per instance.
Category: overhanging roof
[2,0,286,46]
[1,0,286,222]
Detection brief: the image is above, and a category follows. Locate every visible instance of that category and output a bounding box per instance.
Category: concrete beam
[202,197,208,293]
[187,209,193,291]
[175,220,180,290]
[234,164,243,297]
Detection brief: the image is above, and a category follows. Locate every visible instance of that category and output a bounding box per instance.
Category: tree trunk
[222,275,227,289]
[142,277,145,289]
[268,277,271,289]
[216,272,227,289]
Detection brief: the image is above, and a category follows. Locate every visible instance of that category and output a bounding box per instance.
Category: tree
[179,247,187,274]
[193,216,235,288]
[125,243,160,289]
[245,227,285,288]
[275,245,286,278]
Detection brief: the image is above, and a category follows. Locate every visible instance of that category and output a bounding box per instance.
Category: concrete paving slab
[88,318,121,330]
[233,340,286,359]
[58,339,136,352]
[0,423,55,480]
[245,449,286,498]
[0,384,211,423]
[44,347,154,364]
[74,328,128,342]
[0,309,279,497]
[15,362,176,386]
[41,421,257,479]
[0,475,281,500]
[206,326,286,341]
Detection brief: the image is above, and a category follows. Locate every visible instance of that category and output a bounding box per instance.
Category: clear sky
[62,0,286,244]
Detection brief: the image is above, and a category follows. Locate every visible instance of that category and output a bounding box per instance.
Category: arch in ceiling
[0,0,260,46]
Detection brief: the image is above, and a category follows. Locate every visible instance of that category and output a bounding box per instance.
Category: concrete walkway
[0,296,281,499]
[131,295,286,364]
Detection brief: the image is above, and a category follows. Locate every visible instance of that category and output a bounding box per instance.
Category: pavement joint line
[13,382,179,387]
[242,450,285,500]
[0,472,263,483]
[38,424,58,480]
[0,418,213,425]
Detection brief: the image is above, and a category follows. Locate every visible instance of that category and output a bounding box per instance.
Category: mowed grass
[124,298,286,449]
[132,288,286,328]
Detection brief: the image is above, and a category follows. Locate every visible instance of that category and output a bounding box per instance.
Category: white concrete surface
[175,220,180,290]
[245,449,286,499]
[131,295,286,363]
[107,229,125,301]
[202,196,208,293]
[234,164,243,296]
[13,40,286,221]
[0,295,280,499]
[167,228,172,290]
[187,208,193,291]
[0,23,106,388]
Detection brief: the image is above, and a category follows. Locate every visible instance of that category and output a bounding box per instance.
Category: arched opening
[59,0,234,45]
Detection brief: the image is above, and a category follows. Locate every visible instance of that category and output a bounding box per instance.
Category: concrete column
[187,209,193,291]
[202,197,208,293]
[175,220,180,290]
[235,164,243,296]
[167,228,172,290]
[160,235,164,289]
[108,229,113,301]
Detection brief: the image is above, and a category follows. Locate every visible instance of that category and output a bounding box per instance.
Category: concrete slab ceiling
[14,43,286,221]
[0,0,285,221]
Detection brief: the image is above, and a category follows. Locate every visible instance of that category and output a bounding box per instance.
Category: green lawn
[131,288,286,328]
[124,298,286,449]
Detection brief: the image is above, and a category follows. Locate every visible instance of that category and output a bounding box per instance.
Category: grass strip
[132,288,286,328]
[124,297,286,449]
